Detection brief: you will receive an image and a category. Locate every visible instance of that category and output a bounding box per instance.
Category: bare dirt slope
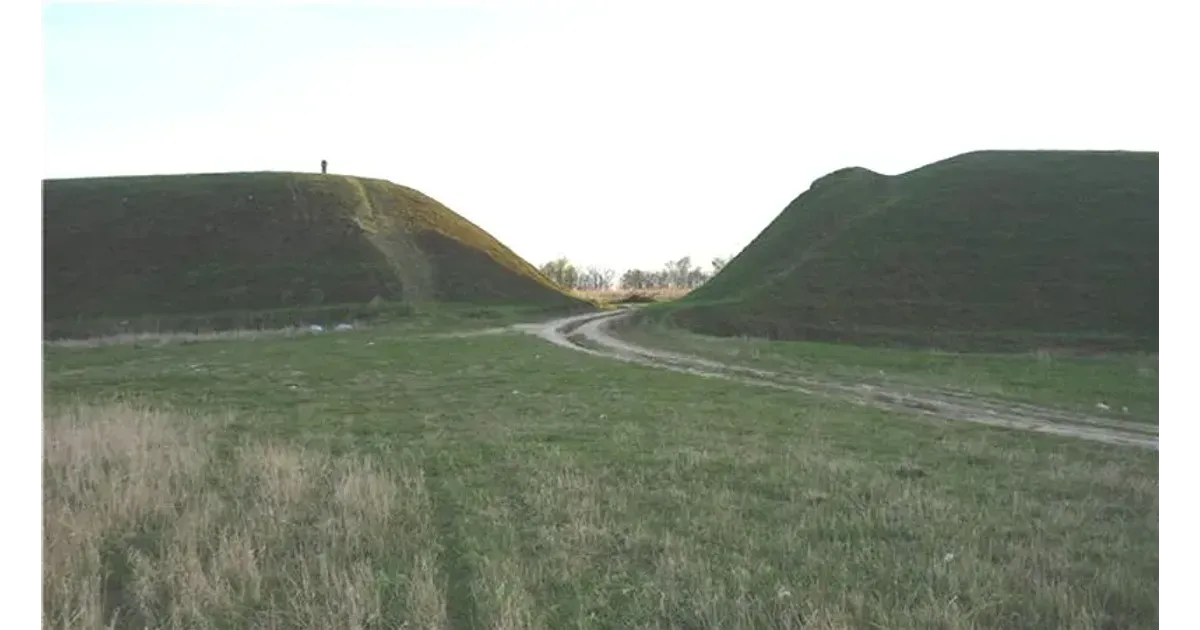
[509,309,1158,450]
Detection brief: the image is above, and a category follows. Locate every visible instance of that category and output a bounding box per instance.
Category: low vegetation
[615,316,1160,425]
[44,403,445,629]
[573,287,692,306]
[539,256,731,295]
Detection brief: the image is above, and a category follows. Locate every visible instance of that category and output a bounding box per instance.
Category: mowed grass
[614,319,1160,425]
[44,323,1158,629]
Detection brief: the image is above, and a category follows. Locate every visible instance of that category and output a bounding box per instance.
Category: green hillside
[43,172,590,335]
[668,150,1159,352]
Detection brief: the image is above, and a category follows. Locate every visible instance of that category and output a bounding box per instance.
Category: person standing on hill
[321,159,328,174]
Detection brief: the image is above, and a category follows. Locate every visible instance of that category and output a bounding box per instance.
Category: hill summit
[671,150,1159,351]
[44,172,588,333]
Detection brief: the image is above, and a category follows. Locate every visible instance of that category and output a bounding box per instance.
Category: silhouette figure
[321,159,328,174]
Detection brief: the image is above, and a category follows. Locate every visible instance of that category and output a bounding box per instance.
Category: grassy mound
[44,172,591,336]
[667,150,1159,352]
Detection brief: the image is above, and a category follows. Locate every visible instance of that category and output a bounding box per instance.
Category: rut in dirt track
[512,309,1158,450]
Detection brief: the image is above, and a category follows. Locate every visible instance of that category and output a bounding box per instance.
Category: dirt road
[512,309,1159,450]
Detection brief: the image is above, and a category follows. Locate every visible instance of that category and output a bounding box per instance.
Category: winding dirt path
[511,309,1158,450]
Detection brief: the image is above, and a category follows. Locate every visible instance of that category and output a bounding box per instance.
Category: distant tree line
[539,256,731,291]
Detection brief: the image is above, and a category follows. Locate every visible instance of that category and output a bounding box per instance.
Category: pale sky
[43,2,1160,273]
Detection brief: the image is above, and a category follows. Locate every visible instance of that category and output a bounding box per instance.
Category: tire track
[517,309,1158,450]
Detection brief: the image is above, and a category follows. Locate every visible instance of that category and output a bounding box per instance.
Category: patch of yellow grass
[42,404,447,629]
[572,287,692,304]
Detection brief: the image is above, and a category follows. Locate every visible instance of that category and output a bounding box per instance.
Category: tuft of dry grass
[42,403,447,629]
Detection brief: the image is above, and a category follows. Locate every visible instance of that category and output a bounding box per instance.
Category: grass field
[44,317,1159,629]
[43,172,590,338]
[674,151,1159,352]
[43,303,581,349]
[616,316,1160,426]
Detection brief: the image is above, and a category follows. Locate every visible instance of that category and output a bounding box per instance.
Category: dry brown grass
[572,287,692,304]
[42,403,446,629]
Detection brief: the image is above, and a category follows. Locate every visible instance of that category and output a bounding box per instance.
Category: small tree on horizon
[539,257,579,289]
